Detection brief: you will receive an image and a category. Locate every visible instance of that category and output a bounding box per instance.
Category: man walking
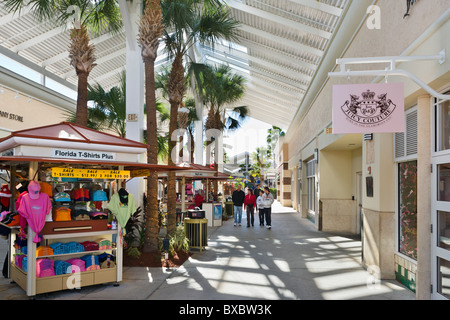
[244,189,256,228]
[261,187,274,229]
[232,184,245,226]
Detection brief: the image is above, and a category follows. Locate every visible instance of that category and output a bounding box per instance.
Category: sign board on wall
[51,148,116,161]
[332,83,404,134]
[52,168,130,179]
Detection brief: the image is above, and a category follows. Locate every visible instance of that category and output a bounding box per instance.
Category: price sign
[52,168,130,179]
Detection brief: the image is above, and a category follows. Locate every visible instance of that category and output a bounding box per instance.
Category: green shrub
[159,225,190,255]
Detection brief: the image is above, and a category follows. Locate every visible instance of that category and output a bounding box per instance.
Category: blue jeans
[234,205,242,224]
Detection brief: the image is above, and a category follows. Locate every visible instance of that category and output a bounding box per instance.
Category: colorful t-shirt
[107,192,136,235]
[17,193,52,243]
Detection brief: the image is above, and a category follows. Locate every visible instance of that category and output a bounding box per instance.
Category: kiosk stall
[158,164,232,227]
[0,122,184,297]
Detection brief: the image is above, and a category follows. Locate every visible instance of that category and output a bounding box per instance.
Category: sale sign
[332,83,405,134]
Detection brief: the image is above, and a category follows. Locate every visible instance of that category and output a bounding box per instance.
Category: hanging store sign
[51,148,116,161]
[52,168,130,179]
[332,83,404,134]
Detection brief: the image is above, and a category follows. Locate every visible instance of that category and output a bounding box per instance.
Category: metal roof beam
[236,36,317,71]
[247,82,302,103]
[288,0,343,17]
[227,0,332,39]
[40,31,124,67]
[0,5,32,26]
[11,25,66,52]
[247,76,302,100]
[0,45,76,91]
[199,43,312,83]
[204,52,308,91]
[245,87,298,109]
[241,100,292,127]
[244,103,292,122]
[227,64,305,96]
[238,24,324,58]
[243,92,294,115]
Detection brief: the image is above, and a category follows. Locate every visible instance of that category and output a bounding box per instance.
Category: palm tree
[162,0,239,235]
[198,64,247,161]
[65,72,169,159]
[250,147,272,187]
[137,0,164,252]
[2,0,123,126]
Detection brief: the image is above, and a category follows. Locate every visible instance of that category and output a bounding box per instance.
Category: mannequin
[17,181,52,243]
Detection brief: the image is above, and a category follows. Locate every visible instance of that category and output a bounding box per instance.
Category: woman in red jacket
[243,189,257,228]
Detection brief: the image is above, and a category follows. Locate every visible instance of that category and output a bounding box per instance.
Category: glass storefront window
[438,258,450,299]
[438,211,450,251]
[439,99,450,151]
[398,161,418,260]
[438,164,450,202]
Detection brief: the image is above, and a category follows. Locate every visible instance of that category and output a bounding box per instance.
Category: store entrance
[431,157,450,300]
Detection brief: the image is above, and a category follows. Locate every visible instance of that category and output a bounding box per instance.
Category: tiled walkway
[0,202,415,300]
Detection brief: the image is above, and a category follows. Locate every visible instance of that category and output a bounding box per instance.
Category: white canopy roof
[0,0,350,129]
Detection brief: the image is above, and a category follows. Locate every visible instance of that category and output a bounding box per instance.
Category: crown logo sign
[361,90,376,100]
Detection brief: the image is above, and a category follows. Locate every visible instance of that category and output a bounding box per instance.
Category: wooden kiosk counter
[0,122,185,297]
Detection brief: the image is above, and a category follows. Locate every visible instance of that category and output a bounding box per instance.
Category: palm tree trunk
[166,53,185,235]
[75,72,89,126]
[166,98,179,236]
[144,58,159,253]
[213,110,221,194]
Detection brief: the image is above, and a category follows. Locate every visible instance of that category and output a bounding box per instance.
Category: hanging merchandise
[0,184,12,211]
[53,192,71,202]
[52,207,71,221]
[107,188,136,235]
[39,182,53,198]
[17,181,52,243]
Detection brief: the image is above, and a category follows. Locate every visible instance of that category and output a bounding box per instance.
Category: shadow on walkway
[0,201,415,300]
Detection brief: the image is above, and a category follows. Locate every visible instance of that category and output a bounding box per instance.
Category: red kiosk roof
[0,121,148,149]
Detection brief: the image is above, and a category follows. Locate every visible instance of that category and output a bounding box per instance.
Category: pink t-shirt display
[17,193,52,243]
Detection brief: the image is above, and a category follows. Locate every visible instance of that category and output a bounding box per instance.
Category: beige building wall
[0,87,74,137]
[280,0,450,299]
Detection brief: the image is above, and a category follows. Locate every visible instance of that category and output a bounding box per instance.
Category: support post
[119,0,145,210]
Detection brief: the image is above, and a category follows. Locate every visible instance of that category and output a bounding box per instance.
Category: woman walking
[262,187,274,229]
[256,189,265,226]
[244,189,257,227]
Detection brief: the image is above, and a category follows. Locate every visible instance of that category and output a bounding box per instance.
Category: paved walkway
[0,202,415,300]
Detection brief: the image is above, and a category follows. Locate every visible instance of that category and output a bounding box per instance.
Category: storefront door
[431,156,450,300]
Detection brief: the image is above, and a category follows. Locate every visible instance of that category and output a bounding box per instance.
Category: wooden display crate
[11,264,117,295]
